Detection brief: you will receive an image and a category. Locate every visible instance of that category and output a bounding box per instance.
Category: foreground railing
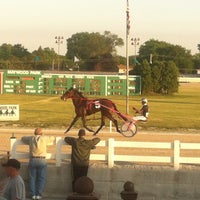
[10,137,200,170]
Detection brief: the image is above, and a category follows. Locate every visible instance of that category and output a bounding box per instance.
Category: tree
[0,43,12,60]
[32,47,56,70]
[66,31,123,71]
[131,59,179,95]
[11,44,30,58]
[0,43,33,69]
[151,61,163,93]
[160,61,179,94]
[197,44,200,53]
[132,59,152,94]
[138,39,194,74]
[193,53,200,72]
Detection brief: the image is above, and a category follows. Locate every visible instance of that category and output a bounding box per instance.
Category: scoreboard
[1,70,141,96]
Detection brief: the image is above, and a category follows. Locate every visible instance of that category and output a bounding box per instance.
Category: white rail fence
[9,137,200,170]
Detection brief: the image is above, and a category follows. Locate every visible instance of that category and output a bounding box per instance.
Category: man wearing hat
[64,129,100,192]
[1,158,25,200]
[21,128,55,200]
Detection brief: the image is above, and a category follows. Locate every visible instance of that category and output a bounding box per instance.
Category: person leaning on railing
[21,128,55,200]
[64,129,100,192]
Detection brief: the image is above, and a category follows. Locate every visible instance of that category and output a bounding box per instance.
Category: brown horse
[60,87,128,135]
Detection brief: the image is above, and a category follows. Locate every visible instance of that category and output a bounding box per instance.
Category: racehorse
[60,87,128,135]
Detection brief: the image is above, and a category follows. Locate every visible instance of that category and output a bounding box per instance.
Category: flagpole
[126,0,130,114]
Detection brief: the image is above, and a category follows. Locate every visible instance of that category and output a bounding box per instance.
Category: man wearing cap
[21,128,55,200]
[132,98,149,121]
[1,158,25,200]
[64,129,100,192]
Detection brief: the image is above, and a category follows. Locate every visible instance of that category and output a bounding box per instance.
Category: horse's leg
[103,112,121,133]
[112,118,121,133]
[81,116,94,132]
[93,114,105,135]
[65,115,80,133]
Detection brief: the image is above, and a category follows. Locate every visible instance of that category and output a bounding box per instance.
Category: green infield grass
[0,83,199,132]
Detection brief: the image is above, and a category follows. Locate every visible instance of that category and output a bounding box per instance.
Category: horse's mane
[70,88,86,99]
[76,90,85,98]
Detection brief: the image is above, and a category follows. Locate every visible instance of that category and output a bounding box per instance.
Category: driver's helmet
[141,98,148,104]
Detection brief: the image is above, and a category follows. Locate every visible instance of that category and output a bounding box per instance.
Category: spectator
[1,158,26,200]
[64,129,100,192]
[21,128,55,200]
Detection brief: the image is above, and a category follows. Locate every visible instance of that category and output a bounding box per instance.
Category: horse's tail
[113,103,128,122]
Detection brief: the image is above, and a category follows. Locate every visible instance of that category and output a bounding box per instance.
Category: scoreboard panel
[2,70,141,96]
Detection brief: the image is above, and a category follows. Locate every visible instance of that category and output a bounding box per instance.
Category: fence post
[173,140,180,170]
[109,121,112,133]
[108,138,114,168]
[10,135,16,158]
[56,137,62,167]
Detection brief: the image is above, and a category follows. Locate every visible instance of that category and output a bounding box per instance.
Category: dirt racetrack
[1,127,200,164]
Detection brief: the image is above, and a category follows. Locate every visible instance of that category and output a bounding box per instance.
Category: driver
[132,98,149,121]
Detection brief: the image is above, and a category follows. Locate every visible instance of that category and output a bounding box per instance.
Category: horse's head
[61,87,75,101]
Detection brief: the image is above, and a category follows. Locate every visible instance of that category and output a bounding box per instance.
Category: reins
[67,95,132,122]
[95,101,133,122]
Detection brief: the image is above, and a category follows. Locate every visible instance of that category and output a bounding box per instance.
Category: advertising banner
[0,105,19,121]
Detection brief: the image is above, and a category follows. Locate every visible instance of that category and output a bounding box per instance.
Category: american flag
[126,0,130,35]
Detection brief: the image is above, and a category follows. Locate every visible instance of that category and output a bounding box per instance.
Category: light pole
[131,38,140,64]
[55,36,64,71]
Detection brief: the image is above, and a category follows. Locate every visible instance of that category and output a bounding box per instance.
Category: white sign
[0,105,19,121]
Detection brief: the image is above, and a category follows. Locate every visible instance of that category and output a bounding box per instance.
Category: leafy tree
[131,59,179,95]
[0,43,33,69]
[132,59,152,94]
[151,61,163,93]
[138,39,194,74]
[116,55,126,65]
[66,31,123,71]
[11,44,30,58]
[192,53,200,72]
[32,47,56,70]
[197,44,200,53]
[160,61,179,94]
[0,35,196,77]
[0,43,12,60]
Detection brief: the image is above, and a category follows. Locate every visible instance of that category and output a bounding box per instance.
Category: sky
[1,0,200,56]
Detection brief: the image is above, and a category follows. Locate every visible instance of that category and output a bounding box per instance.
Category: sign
[2,70,141,95]
[0,105,19,121]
